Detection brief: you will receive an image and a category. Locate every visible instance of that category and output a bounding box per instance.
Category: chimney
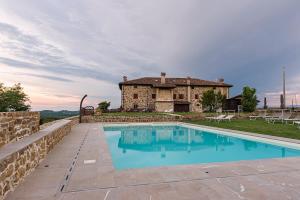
[123,76,127,82]
[187,76,191,85]
[161,72,166,84]
[217,78,224,83]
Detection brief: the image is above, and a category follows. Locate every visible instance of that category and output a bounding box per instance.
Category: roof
[153,83,176,88]
[228,94,242,100]
[119,77,232,89]
[227,94,260,103]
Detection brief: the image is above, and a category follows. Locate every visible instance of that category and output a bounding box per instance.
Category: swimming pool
[103,123,300,170]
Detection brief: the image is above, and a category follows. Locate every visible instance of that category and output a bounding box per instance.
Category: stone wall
[173,86,189,102]
[156,88,172,101]
[82,114,183,123]
[155,102,174,112]
[190,86,212,112]
[122,85,156,111]
[0,117,78,200]
[0,112,40,148]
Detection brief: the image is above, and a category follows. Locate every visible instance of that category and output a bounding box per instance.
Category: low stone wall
[0,112,40,148]
[0,118,78,200]
[82,114,183,123]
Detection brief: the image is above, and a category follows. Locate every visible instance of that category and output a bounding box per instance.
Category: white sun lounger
[205,114,226,121]
[270,113,292,124]
[294,121,300,129]
[249,112,266,120]
[284,114,300,124]
[217,115,235,122]
[265,112,283,123]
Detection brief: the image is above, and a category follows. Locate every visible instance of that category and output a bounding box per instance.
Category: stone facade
[120,74,231,112]
[0,112,40,148]
[122,85,156,111]
[155,101,174,112]
[0,117,78,200]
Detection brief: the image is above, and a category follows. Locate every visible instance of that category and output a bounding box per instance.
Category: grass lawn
[185,119,300,140]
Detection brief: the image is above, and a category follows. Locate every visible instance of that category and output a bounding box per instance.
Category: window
[134,85,138,88]
[173,94,177,99]
[179,94,184,99]
[195,94,199,99]
[133,94,138,99]
[133,104,138,109]
[152,94,156,99]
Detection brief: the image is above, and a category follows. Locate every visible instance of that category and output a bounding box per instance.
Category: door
[174,104,190,112]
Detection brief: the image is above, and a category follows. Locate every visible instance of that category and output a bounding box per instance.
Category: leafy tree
[241,86,257,112]
[280,94,284,109]
[200,89,226,112]
[263,97,268,109]
[0,83,31,112]
[97,101,110,112]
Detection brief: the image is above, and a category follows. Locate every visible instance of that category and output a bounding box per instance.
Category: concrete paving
[6,123,300,200]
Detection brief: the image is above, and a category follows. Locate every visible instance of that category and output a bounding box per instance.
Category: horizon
[0,0,299,111]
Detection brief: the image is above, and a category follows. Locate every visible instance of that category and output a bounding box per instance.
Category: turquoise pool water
[103,125,300,170]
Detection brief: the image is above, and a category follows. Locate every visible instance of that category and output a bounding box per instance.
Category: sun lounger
[249,112,266,120]
[294,121,300,129]
[270,113,292,124]
[265,112,282,123]
[284,114,300,124]
[205,114,226,121]
[217,115,234,122]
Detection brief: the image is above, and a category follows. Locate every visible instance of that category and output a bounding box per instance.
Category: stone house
[119,72,232,112]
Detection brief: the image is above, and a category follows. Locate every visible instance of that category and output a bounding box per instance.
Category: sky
[0,0,299,111]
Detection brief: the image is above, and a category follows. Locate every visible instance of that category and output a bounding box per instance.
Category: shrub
[241,86,257,112]
[200,89,226,112]
[97,101,110,112]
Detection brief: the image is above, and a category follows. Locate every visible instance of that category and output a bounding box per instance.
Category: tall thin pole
[283,66,286,109]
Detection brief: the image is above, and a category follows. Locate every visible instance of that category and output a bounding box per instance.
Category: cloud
[0,56,121,83]
[0,0,300,109]
[0,22,122,83]
[16,72,74,83]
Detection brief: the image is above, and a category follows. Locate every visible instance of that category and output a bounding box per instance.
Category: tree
[0,83,31,112]
[280,94,284,109]
[200,89,226,112]
[97,101,110,112]
[263,97,268,109]
[241,86,257,112]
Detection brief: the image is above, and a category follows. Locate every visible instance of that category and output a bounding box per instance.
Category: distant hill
[39,110,79,124]
[40,110,79,118]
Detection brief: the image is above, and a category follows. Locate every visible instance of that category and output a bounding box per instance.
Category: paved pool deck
[6,123,300,200]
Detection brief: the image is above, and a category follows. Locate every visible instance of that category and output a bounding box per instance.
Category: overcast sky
[0,0,299,110]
